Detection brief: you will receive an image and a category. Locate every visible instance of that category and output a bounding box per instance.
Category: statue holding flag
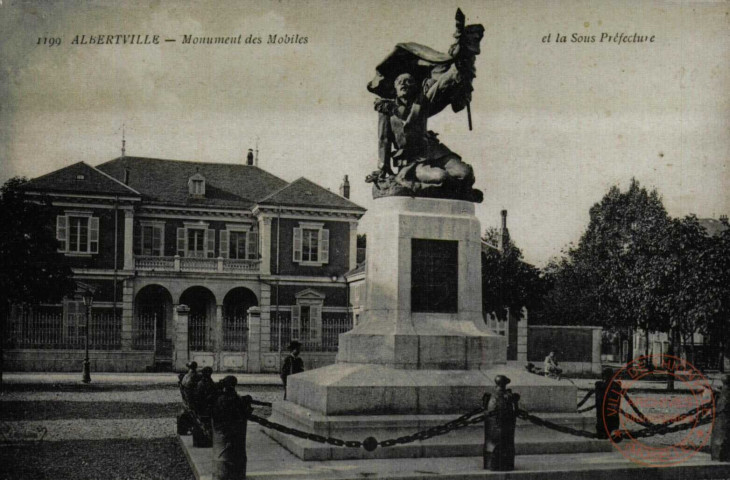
[365,9,485,203]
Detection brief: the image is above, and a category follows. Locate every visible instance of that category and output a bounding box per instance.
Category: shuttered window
[292,225,329,265]
[176,226,215,257]
[56,214,98,254]
[135,224,164,256]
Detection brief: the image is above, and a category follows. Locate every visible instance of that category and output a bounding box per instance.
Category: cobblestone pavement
[0,383,283,480]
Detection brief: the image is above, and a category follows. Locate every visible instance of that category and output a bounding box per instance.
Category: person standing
[280,341,304,400]
[211,376,253,480]
[180,361,200,405]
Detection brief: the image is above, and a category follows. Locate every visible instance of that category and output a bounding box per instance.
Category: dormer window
[188,172,206,197]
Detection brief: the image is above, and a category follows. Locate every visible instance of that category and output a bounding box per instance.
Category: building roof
[96,156,288,208]
[699,218,729,237]
[25,156,366,213]
[257,177,366,211]
[22,162,140,197]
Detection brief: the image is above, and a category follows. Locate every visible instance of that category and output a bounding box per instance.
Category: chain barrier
[617,400,715,436]
[620,409,653,428]
[577,403,596,413]
[615,408,717,440]
[516,409,598,439]
[576,389,594,409]
[621,390,652,426]
[518,399,717,441]
[248,405,489,451]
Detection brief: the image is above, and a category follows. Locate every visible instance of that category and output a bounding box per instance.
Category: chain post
[595,368,621,439]
[710,374,729,461]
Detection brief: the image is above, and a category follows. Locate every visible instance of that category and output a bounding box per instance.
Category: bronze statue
[366,9,485,203]
[483,375,520,471]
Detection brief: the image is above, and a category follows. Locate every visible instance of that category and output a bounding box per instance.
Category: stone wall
[527,325,602,375]
[4,350,153,372]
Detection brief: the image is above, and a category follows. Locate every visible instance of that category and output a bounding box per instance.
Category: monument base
[266,365,602,460]
[265,197,588,460]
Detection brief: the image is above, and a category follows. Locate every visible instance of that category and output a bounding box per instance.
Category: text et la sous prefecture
[69,34,308,45]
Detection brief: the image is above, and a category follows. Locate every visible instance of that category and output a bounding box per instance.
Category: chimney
[124,167,130,185]
[339,175,350,199]
[498,209,510,252]
[246,148,254,166]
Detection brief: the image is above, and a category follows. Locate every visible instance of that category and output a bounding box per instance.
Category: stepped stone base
[286,364,575,415]
[266,364,582,460]
[267,397,609,460]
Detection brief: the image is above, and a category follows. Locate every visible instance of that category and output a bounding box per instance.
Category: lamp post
[81,288,93,384]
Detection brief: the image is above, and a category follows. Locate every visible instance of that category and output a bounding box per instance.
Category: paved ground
[2,372,282,385]
[0,375,284,480]
[181,432,730,480]
[1,372,726,479]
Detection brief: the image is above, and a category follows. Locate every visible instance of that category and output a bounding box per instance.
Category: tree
[481,228,546,321]
[0,177,75,387]
[703,217,730,371]
[538,180,673,362]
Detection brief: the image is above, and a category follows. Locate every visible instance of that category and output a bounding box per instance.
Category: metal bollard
[483,375,520,471]
[212,376,253,480]
[711,374,730,461]
[595,368,621,439]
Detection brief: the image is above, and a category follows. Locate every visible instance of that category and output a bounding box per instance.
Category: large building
[5,153,365,372]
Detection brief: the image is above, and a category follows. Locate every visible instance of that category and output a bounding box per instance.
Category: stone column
[174,304,190,371]
[247,307,262,373]
[591,328,602,375]
[516,308,528,363]
[348,220,358,271]
[215,304,223,371]
[258,217,272,275]
[123,209,134,270]
[121,279,134,351]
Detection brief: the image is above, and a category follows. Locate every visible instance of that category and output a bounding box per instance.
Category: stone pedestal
[267,198,584,459]
[336,198,505,370]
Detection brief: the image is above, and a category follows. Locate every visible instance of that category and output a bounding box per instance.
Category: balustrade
[135,255,260,273]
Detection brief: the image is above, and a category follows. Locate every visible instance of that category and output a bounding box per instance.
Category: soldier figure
[483,375,520,471]
[211,375,253,480]
[365,9,485,203]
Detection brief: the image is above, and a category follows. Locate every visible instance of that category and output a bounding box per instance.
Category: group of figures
[178,361,253,480]
[365,8,485,203]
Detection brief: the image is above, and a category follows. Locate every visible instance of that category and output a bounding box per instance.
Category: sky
[1,0,728,266]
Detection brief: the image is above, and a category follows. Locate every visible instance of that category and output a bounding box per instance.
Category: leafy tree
[536,254,600,326]
[481,227,546,321]
[0,177,75,387]
[537,180,672,361]
[702,217,730,371]
[538,179,730,388]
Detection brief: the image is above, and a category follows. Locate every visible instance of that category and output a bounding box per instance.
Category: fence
[222,315,248,351]
[269,313,352,352]
[4,307,122,350]
[132,313,158,351]
[189,313,213,351]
